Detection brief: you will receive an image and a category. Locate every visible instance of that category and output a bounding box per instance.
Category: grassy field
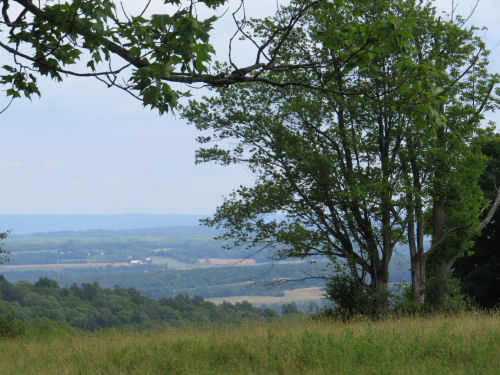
[0,313,498,374]
[206,287,325,305]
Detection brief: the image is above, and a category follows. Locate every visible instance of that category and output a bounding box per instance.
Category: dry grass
[206,286,325,305]
[1,312,498,374]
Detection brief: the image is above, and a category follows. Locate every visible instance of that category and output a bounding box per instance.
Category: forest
[0,275,279,334]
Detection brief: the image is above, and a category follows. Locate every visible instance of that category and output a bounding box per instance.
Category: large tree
[183,0,442,313]
[183,0,500,312]
[402,10,500,308]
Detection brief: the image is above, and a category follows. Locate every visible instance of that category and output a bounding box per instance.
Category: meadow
[0,312,498,374]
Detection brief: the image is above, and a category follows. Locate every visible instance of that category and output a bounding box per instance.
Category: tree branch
[480,187,500,230]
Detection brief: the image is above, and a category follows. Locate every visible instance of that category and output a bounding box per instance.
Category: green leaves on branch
[0,230,9,264]
[1,0,222,112]
[1,66,39,99]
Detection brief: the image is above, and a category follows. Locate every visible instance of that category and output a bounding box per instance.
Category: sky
[0,0,499,215]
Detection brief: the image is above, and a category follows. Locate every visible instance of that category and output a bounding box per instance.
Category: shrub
[0,311,24,338]
[324,274,384,319]
[424,276,473,313]
[392,278,473,314]
[24,317,72,338]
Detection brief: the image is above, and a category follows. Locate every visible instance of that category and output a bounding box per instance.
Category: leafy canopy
[183,0,442,302]
[1,0,328,113]
[183,0,500,312]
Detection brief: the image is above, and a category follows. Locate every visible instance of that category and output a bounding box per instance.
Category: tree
[183,0,500,313]
[401,12,500,308]
[183,0,444,314]
[0,230,9,264]
[1,0,335,114]
[453,138,500,309]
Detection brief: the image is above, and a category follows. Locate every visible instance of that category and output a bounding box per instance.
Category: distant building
[129,258,152,265]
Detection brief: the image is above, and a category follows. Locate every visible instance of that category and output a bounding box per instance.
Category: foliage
[0,311,24,337]
[2,261,328,299]
[183,0,500,313]
[281,303,299,315]
[0,0,330,113]
[0,0,223,112]
[0,275,278,331]
[324,273,384,319]
[0,230,8,265]
[423,276,472,313]
[182,0,460,313]
[23,317,72,338]
[378,3,500,309]
[391,282,423,315]
[453,138,500,308]
[392,279,472,315]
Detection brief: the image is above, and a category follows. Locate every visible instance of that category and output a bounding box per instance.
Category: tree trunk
[427,188,500,309]
[411,252,426,305]
[408,202,426,305]
[372,268,390,314]
[407,135,427,306]
[427,253,455,309]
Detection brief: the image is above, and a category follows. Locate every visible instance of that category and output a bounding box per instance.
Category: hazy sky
[0,0,499,215]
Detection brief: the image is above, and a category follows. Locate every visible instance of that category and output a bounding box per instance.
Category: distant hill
[7,225,221,239]
[0,214,207,235]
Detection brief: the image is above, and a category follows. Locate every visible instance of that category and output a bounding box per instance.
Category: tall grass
[0,312,498,374]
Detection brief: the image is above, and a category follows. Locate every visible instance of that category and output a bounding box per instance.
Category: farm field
[0,262,131,269]
[206,287,325,305]
[0,226,411,306]
[0,313,498,375]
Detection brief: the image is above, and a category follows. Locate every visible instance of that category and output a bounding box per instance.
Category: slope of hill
[0,214,207,234]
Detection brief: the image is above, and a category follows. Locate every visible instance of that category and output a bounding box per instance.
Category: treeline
[0,276,278,332]
[2,262,331,299]
[2,259,411,300]
[9,225,215,239]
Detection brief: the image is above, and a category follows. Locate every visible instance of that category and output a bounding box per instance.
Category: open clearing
[206,286,325,305]
[0,313,497,374]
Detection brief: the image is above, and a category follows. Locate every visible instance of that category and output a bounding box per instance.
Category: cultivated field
[206,286,325,305]
[1,312,498,374]
[0,262,131,269]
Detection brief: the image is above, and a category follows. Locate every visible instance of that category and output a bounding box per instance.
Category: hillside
[0,276,277,331]
[0,214,207,234]
[0,226,411,309]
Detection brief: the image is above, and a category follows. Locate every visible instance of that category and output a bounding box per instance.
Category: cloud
[3,160,23,168]
[37,158,64,170]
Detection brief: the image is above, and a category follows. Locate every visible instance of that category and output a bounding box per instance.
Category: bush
[391,283,422,315]
[0,311,24,338]
[424,276,473,313]
[24,317,72,338]
[281,303,299,315]
[392,278,473,314]
[324,274,384,319]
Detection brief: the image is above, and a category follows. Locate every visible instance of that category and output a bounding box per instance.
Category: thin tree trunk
[406,135,427,305]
